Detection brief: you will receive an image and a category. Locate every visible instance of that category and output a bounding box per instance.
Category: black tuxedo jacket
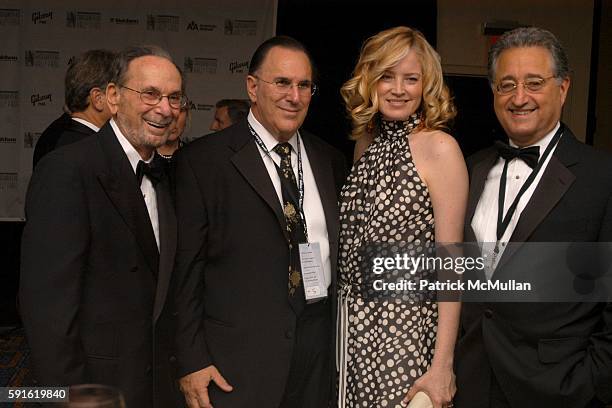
[33,113,96,168]
[20,122,178,408]
[173,119,346,407]
[455,126,612,407]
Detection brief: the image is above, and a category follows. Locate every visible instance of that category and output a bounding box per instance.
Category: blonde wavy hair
[341,26,456,140]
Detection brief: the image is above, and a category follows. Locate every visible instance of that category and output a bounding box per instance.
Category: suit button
[484,309,493,318]
[131,266,138,272]
[169,355,177,363]
[285,330,294,339]
[145,364,152,374]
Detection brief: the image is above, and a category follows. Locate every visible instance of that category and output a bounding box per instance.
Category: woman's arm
[403,130,468,408]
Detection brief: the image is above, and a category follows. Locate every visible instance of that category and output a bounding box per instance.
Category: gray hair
[112,45,184,91]
[488,27,570,85]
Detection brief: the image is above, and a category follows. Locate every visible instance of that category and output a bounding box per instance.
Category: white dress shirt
[248,111,332,288]
[110,119,159,249]
[71,117,100,132]
[472,122,561,277]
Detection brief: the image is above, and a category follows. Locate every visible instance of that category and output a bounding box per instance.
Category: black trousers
[489,373,511,408]
[489,373,605,408]
[279,300,332,408]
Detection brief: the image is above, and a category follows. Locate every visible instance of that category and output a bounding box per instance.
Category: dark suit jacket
[455,126,612,408]
[20,122,178,408]
[32,113,96,168]
[173,119,346,407]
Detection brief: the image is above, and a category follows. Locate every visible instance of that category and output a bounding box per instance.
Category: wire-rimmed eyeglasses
[495,76,557,95]
[253,75,317,96]
[120,85,188,109]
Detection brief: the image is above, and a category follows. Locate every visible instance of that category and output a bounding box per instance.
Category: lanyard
[248,123,308,240]
[496,124,564,243]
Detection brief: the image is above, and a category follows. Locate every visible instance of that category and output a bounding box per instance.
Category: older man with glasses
[455,27,612,408]
[20,45,183,408]
[173,36,346,408]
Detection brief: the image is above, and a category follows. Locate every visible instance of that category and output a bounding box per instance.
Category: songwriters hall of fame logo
[184,57,217,74]
[25,50,60,68]
[0,9,20,26]
[0,91,18,108]
[66,11,101,29]
[24,132,42,148]
[146,14,179,32]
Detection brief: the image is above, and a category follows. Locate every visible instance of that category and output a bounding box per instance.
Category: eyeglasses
[495,76,557,95]
[120,85,188,109]
[253,75,317,96]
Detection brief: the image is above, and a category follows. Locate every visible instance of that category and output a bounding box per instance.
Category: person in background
[158,104,189,163]
[338,26,467,408]
[33,49,115,168]
[209,98,250,131]
[455,27,612,408]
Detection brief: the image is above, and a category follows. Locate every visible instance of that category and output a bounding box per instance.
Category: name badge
[299,242,327,302]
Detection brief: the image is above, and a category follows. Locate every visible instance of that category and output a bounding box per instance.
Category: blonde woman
[337,26,467,408]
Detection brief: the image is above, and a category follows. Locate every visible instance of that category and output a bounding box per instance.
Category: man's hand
[179,365,233,408]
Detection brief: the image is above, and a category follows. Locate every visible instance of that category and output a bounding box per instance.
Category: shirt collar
[509,121,560,152]
[110,118,154,174]
[247,110,299,153]
[71,117,99,132]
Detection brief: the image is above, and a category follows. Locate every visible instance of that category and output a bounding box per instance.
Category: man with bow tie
[20,45,182,408]
[454,27,612,407]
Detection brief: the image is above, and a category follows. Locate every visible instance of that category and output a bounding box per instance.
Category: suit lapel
[95,123,160,276]
[229,120,289,241]
[153,176,176,323]
[496,130,577,268]
[301,133,340,270]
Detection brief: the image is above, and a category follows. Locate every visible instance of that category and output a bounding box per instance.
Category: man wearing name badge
[20,45,184,407]
[174,36,347,408]
[454,27,612,408]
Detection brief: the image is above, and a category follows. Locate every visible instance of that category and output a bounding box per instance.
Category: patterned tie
[273,142,307,314]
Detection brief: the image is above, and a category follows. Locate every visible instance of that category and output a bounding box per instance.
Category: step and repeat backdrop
[0,0,277,220]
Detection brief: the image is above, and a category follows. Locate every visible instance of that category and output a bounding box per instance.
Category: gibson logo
[32,11,52,24]
[229,61,249,74]
[31,93,52,106]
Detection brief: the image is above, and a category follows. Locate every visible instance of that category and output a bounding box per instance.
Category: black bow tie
[495,141,540,169]
[136,154,166,186]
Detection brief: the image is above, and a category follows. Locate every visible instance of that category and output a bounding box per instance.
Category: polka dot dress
[338,116,438,407]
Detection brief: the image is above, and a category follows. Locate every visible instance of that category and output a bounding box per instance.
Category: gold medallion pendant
[288,267,301,295]
[284,203,297,222]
